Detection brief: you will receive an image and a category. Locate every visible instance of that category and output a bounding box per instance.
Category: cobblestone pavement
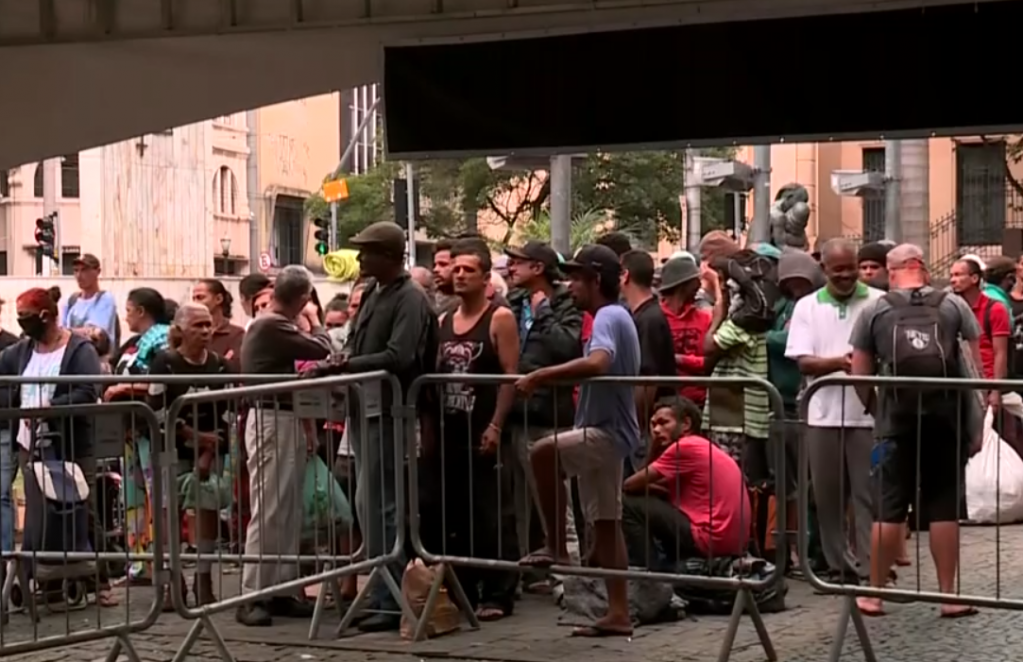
[5,525,1023,662]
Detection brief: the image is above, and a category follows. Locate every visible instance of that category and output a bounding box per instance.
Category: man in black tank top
[426,239,521,620]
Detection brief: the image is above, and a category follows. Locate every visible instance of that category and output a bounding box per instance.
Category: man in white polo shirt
[786,239,883,582]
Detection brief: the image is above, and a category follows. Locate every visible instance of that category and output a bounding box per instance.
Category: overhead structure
[0,0,1014,167]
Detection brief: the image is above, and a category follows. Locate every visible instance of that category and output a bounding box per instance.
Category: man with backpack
[61,254,120,347]
[848,243,983,619]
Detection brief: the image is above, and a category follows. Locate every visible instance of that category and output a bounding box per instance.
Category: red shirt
[651,435,751,557]
[660,302,712,406]
[972,292,1010,379]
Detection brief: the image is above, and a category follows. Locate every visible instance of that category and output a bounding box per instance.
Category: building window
[0,251,8,275]
[956,141,1006,245]
[346,84,382,175]
[214,258,239,276]
[0,171,9,198]
[213,166,238,216]
[33,163,43,197]
[861,147,886,243]
[274,195,304,267]
[62,250,79,275]
[61,154,80,199]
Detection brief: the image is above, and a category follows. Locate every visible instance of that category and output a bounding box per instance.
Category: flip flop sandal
[571,625,633,638]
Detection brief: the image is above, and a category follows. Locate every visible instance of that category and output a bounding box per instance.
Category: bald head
[411,266,434,293]
[819,238,858,266]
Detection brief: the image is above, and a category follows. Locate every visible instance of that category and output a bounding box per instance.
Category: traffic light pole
[42,158,59,276]
[328,96,383,253]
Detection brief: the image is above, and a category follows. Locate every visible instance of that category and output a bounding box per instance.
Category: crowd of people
[0,223,1016,637]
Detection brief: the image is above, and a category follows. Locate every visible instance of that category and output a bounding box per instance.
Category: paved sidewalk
[5,525,1023,662]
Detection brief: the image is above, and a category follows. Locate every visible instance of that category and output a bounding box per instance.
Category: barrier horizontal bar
[0,374,298,384]
[796,372,1023,607]
[164,370,406,625]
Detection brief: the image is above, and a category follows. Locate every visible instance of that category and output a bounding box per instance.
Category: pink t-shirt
[650,435,751,557]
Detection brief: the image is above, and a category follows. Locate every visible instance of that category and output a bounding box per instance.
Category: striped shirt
[703,320,770,439]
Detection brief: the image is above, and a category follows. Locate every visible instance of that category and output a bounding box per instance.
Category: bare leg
[929,521,974,617]
[856,522,902,616]
[521,443,571,565]
[590,520,631,631]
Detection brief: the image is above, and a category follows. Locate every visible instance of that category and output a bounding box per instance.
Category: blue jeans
[349,416,403,611]
[1,430,13,553]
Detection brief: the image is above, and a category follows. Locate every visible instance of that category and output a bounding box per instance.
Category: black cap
[563,244,621,278]
[505,241,560,272]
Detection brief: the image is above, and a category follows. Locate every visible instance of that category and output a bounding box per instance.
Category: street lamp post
[220,236,231,275]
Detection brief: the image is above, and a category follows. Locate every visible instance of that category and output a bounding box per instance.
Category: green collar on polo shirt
[816,281,869,319]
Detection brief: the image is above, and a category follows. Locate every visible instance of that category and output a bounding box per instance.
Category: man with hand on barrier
[325,221,438,632]
[621,398,750,569]
[786,239,882,583]
[236,265,332,627]
[516,244,639,638]
[505,240,583,582]
[429,238,520,621]
[848,243,984,619]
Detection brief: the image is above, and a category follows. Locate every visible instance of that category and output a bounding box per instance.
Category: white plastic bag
[966,405,1023,524]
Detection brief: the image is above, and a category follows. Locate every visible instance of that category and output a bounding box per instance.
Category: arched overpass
[0,0,1009,167]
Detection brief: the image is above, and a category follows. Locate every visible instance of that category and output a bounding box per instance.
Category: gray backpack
[881,289,958,407]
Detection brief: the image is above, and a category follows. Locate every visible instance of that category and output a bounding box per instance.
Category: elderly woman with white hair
[147,302,232,608]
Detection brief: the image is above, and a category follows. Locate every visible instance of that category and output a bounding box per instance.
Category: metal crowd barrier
[0,377,167,662]
[0,374,300,661]
[797,374,1020,662]
[406,373,786,662]
[162,370,411,662]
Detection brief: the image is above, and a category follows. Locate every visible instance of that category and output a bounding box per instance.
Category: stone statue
[770,183,811,251]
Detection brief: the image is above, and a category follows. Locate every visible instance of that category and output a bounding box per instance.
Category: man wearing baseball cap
[505,240,585,575]
[516,244,639,638]
[62,253,120,347]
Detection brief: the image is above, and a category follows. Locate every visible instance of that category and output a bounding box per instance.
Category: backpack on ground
[881,289,958,408]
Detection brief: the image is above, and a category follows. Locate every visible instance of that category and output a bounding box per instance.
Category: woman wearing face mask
[148,303,231,608]
[0,288,115,605]
[105,287,172,584]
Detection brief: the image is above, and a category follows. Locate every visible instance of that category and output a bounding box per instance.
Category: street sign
[258,252,273,272]
[322,179,349,203]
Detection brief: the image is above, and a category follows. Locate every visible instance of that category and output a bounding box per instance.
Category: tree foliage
[305,147,739,251]
[572,147,737,248]
[517,208,614,254]
[305,158,548,246]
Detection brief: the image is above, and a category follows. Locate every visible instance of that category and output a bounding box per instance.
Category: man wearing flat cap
[335,221,438,631]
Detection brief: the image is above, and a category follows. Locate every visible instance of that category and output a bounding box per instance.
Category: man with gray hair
[236,264,333,627]
[849,243,983,618]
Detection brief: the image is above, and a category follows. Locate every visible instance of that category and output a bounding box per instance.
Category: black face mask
[17,314,47,341]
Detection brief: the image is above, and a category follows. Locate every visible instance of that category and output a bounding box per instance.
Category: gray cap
[658,257,700,293]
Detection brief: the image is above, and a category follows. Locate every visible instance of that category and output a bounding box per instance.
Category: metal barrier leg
[173,615,235,662]
[411,562,448,642]
[716,588,777,662]
[106,635,142,662]
[337,566,394,636]
[409,562,481,642]
[308,570,346,639]
[829,595,877,662]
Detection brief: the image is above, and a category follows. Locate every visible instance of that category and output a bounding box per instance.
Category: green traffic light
[315,243,328,256]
